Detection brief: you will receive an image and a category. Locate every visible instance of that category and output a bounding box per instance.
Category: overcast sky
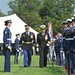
[0,0,11,15]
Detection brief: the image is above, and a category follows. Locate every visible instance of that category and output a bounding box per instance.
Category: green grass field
[0,55,67,75]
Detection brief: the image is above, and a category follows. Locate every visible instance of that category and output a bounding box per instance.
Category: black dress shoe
[40,66,43,68]
[24,65,27,67]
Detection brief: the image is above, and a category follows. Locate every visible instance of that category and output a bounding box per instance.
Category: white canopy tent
[0,14,38,43]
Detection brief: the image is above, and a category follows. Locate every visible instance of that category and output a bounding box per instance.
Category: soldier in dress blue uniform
[14,34,20,64]
[20,25,35,67]
[3,20,12,72]
[54,34,61,65]
[63,20,69,73]
[58,33,64,66]
[71,17,75,74]
[63,19,73,75]
[36,25,50,68]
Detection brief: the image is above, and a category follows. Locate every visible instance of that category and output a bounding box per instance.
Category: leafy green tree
[8,0,42,32]
[8,0,75,34]
[39,0,74,34]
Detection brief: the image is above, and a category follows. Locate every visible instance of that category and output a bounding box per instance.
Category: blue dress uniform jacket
[58,36,64,66]
[72,26,75,50]
[63,27,73,74]
[3,27,12,72]
[15,38,19,50]
[54,38,61,65]
[71,26,75,74]
[63,28,68,51]
[14,38,20,64]
[54,38,60,53]
[3,27,12,49]
[63,27,73,51]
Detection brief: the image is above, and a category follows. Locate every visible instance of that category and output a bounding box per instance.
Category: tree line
[0,0,75,35]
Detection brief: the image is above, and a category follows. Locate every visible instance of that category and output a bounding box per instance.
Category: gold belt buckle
[25,42,31,44]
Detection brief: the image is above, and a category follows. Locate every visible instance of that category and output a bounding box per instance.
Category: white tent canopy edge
[0,14,38,43]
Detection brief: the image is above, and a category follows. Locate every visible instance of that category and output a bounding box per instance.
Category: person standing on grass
[63,19,73,75]
[20,25,35,67]
[14,34,20,64]
[54,34,61,65]
[3,20,12,72]
[58,33,64,66]
[37,25,50,68]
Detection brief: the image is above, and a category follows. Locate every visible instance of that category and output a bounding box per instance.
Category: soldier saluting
[36,25,50,68]
[20,25,35,67]
[3,20,12,72]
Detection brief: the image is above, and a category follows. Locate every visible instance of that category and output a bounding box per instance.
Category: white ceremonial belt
[7,38,11,40]
[63,37,65,39]
[60,50,63,52]
[65,38,74,40]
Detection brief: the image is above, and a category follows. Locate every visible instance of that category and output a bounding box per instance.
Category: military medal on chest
[30,34,33,39]
[45,34,48,41]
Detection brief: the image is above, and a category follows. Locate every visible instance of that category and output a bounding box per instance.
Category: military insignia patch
[5,31,7,34]
[30,34,33,39]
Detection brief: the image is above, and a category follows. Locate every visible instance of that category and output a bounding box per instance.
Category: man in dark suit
[3,20,12,72]
[20,25,35,67]
[37,25,50,68]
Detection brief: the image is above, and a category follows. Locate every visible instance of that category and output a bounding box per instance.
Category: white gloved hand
[8,46,11,49]
[46,44,49,46]
[19,47,21,50]
[36,48,39,52]
[60,50,63,53]
[17,50,19,52]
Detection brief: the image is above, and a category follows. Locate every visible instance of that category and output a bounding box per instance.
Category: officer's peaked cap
[16,34,20,36]
[5,20,12,25]
[67,19,72,23]
[40,25,46,29]
[25,25,30,29]
[71,17,75,22]
[62,21,68,25]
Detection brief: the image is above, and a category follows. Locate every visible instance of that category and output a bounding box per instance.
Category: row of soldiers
[62,16,75,75]
[52,16,75,75]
